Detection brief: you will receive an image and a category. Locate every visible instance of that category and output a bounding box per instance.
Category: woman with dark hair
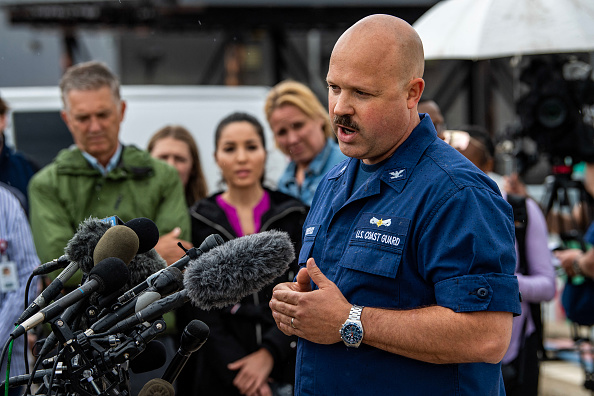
[180,112,307,396]
[148,125,208,206]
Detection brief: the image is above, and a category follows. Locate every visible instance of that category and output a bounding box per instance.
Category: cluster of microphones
[1,216,295,396]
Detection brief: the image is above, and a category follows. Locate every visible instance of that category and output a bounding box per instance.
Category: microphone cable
[1,335,13,396]
[46,347,64,396]
[25,339,46,396]
[21,270,36,375]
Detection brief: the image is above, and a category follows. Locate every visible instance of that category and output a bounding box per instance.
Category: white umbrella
[413,0,594,60]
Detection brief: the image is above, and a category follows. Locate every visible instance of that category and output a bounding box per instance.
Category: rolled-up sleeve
[418,185,522,315]
[435,273,521,314]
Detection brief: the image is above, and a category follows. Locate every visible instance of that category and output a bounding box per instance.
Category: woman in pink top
[178,112,307,396]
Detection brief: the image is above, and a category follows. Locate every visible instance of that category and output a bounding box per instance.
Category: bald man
[270,14,520,395]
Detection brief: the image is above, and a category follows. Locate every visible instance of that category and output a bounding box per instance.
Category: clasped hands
[269,258,351,344]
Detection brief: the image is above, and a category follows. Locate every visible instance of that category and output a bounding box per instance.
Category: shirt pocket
[338,213,410,278]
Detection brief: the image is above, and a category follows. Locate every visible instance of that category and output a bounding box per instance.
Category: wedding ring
[291,317,296,329]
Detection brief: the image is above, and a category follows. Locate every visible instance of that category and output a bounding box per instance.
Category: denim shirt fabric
[277,138,347,206]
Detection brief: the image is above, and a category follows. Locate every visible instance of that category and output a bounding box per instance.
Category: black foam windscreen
[89,257,129,295]
[125,217,160,254]
[181,319,210,354]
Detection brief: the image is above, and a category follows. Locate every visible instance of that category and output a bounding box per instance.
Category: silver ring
[291,317,296,329]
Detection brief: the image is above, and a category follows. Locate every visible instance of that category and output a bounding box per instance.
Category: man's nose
[89,116,102,132]
[332,93,354,116]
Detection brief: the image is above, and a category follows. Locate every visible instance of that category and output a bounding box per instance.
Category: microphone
[184,230,295,310]
[89,266,184,334]
[35,227,138,354]
[90,220,164,307]
[0,369,56,387]
[124,217,160,254]
[162,320,209,384]
[125,248,167,292]
[32,255,70,276]
[130,340,168,374]
[62,224,139,313]
[138,378,175,396]
[15,217,113,325]
[72,216,160,274]
[107,289,190,335]
[99,215,125,226]
[117,234,224,305]
[108,230,295,334]
[37,298,89,358]
[65,216,113,273]
[11,257,129,339]
[91,225,139,268]
[172,233,225,271]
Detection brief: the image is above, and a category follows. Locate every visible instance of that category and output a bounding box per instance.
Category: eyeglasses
[443,130,471,151]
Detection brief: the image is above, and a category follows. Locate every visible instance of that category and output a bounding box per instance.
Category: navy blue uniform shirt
[295,115,521,395]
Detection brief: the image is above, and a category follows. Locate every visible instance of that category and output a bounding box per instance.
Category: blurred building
[0,0,436,95]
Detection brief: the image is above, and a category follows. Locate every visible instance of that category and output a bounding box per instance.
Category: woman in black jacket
[178,112,307,396]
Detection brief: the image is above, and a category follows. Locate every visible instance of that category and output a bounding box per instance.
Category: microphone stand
[27,317,166,396]
[4,295,175,395]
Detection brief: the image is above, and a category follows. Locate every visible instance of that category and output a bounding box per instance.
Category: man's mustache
[333,115,359,132]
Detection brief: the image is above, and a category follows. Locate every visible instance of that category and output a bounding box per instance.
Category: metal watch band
[349,305,363,321]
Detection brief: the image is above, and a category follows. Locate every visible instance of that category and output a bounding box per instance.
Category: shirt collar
[81,143,122,176]
[377,114,437,191]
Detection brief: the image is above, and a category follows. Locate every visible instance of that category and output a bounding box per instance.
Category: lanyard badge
[0,239,19,293]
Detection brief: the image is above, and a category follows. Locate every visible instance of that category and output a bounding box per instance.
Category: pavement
[539,303,594,396]
[540,359,592,396]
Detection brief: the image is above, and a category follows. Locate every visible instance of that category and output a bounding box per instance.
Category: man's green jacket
[29,144,190,284]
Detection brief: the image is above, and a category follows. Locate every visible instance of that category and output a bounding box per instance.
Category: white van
[0,85,287,193]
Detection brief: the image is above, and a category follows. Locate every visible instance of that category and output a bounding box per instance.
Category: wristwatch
[340,305,364,348]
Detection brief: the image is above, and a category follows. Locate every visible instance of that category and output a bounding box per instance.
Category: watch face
[342,323,363,344]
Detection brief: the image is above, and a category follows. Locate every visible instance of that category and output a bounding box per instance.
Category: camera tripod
[541,162,594,393]
[540,163,594,249]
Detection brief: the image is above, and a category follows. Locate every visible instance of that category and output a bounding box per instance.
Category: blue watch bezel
[341,321,363,346]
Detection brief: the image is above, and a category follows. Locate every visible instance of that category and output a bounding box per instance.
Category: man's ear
[407,78,425,109]
[118,100,127,123]
[60,109,70,129]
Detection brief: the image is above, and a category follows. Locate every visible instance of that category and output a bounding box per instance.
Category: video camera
[515,54,594,168]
